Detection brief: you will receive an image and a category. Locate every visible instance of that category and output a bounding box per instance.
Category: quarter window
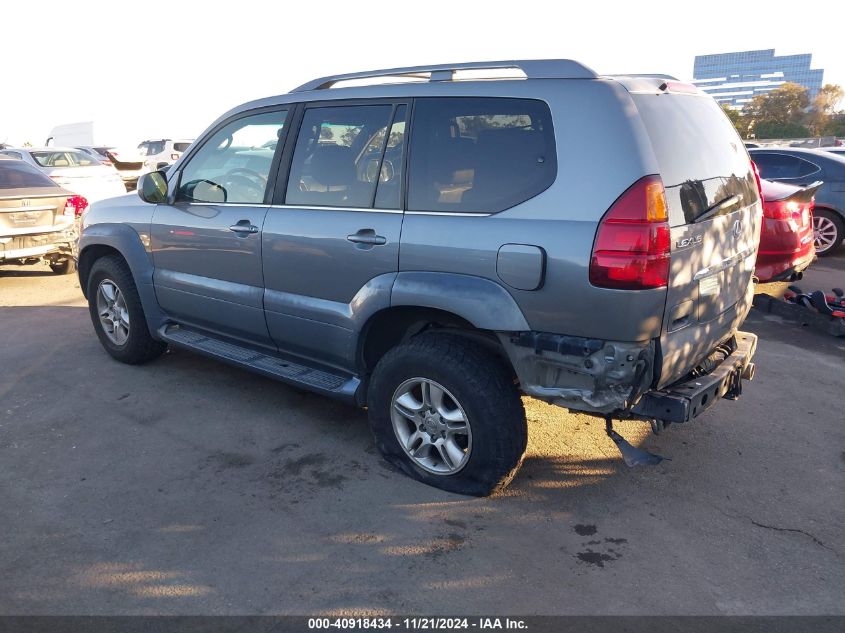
[177,110,288,204]
[407,97,556,213]
[285,105,396,208]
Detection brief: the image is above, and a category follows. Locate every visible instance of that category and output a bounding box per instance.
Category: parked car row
[0,147,127,203]
[0,155,85,274]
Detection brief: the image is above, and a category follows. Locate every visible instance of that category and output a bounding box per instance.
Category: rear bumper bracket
[632,331,757,423]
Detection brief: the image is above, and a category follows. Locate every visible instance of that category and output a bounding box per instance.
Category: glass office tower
[693,49,824,109]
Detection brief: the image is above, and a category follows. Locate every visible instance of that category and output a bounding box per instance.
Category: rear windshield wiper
[695,194,742,223]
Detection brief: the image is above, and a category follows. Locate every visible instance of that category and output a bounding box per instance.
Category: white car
[0,147,127,203]
[137,138,193,170]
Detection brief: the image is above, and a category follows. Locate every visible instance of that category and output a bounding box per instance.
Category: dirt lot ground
[0,261,843,615]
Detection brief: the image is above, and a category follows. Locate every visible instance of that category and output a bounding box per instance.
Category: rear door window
[173,142,192,152]
[407,97,556,213]
[753,153,820,180]
[285,104,396,208]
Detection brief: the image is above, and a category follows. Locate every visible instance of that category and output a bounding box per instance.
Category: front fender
[77,223,167,337]
[390,272,530,331]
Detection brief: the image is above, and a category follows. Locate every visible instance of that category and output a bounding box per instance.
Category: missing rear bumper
[500,332,654,414]
[631,331,757,423]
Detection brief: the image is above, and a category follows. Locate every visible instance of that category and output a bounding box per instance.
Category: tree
[743,83,809,124]
[751,120,811,140]
[814,84,844,115]
[822,114,845,137]
[721,104,747,137]
[807,84,844,134]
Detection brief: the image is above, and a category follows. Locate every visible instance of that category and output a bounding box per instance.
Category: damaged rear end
[504,78,760,434]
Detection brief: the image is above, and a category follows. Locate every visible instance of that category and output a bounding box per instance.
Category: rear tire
[813,208,844,256]
[49,258,76,275]
[367,333,527,496]
[86,255,166,364]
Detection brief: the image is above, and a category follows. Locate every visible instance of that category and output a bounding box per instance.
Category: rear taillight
[762,197,813,221]
[63,194,88,218]
[589,175,671,290]
[171,153,179,161]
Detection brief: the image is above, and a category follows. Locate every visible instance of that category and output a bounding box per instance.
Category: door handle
[229,221,259,235]
[347,229,386,246]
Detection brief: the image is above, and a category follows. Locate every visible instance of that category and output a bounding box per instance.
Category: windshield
[138,141,167,156]
[30,150,102,168]
[0,160,59,189]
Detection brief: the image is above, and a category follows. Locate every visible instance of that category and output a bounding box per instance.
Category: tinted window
[177,110,288,204]
[633,94,757,225]
[286,105,395,208]
[407,97,556,213]
[0,160,58,189]
[0,151,23,160]
[30,150,101,167]
[753,153,820,180]
[374,105,407,209]
[173,142,192,152]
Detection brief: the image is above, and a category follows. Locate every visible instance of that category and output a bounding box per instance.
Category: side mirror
[137,171,168,204]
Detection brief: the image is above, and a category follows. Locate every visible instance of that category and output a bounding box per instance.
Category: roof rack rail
[292,59,598,92]
[605,73,679,80]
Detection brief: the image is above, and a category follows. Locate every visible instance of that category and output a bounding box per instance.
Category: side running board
[158,325,360,403]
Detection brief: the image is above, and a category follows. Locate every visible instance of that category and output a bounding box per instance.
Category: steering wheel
[220,168,267,202]
[225,167,267,187]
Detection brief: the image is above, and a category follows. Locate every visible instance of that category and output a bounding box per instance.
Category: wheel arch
[357,305,516,382]
[77,224,167,334]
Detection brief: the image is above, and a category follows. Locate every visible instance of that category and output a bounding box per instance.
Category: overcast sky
[2,0,843,148]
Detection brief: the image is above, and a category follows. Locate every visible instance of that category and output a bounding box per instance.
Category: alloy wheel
[390,377,472,475]
[96,279,130,345]
[814,215,839,253]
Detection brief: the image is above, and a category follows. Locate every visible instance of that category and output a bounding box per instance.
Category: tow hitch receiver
[605,415,669,467]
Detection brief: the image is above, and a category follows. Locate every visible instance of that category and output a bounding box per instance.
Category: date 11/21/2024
[308,617,528,630]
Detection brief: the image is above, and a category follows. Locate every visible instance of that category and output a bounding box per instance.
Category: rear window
[0,160,59,189]
[138,141,167,156]
[173,142,192,152]
[30,150,101,168]
[633,94,758,225]
[407,97,556,213]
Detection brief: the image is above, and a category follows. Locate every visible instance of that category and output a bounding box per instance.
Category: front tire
[813,208,844,256]
[86,255,166,364]
[368,333,527,496]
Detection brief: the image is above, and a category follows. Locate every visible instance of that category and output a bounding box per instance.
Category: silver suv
[77,60,760,495]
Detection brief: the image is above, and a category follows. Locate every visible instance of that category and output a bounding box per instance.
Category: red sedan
[755,178,821,283]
